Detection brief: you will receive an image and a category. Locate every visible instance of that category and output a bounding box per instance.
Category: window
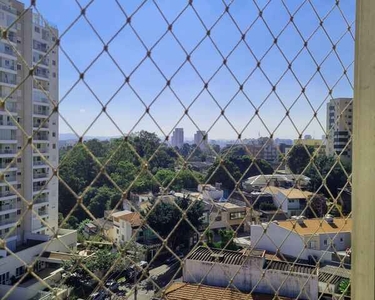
[17,64,21,70]
[52,132,56,137]
[34,26,40,33]
[323,239,327,246]
[0,272,9,284]
[17,209,21,215]
[116,228,119,234]
[4,228,9,233]
[16,266,25,277]
[340,237,344,243]
[52,144,56,149]
[5,214,9,219]
[52,60,56,66]
[53,72,56,78]
[230,211,246,220]
[215,216,222,222]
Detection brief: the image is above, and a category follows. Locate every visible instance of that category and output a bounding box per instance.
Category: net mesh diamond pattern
[0,0,354,299]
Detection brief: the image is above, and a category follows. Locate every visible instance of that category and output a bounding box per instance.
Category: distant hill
[59,133,120,141]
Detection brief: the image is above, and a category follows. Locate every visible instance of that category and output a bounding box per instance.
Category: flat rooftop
[276,218,352,235]
[163,283,292,300]
[265,260,317,275]
[187,246,264,266]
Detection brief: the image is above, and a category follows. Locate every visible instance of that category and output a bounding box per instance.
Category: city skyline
[29,0,354,140]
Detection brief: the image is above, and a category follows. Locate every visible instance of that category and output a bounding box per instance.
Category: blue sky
[30,0,355,140]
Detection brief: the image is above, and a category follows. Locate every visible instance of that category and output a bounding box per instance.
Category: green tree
[144,196,204,249]
[218,229,238,251]
[287,144,315,174]
[338,278,350,296]
[305,155,350,198]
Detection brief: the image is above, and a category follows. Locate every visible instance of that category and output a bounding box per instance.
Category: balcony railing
[0,217,17,226]
[0,60,16,71]
[0,162,16,169]
[33,148,49,154]
[33,122,49,129]
[0,191,16,198]
[34,197,49,204]
[33,161,47,166]
[33,173,49,179]
[2,176,16,182]
[0,203,16,211]
[0,135,17,141]
[34,135,49,141]
[33,185,47,192]
[0,2,17,14]
[0,120,15,126]
[33,108,49,116]
[0,149,16,155]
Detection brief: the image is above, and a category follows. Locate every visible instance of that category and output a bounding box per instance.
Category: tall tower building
[0,1,58,252]
[326,98,353,162]
[171,128,184,149]
[194,130,208,151]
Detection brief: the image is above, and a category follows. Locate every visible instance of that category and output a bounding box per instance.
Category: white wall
[0,229,76,284]
[183,257,318,300]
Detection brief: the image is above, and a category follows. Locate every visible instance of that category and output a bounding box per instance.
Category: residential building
[293,136,326,156]
[0,3,73,298]
[245,137,279,165]
[262,186,313,217]
[250,217,352,265]
[171,127,184,149]
[197,183,223,201]
[201,201,252,233]
[183,246,318,299]
[0,1,59,252]
[326,98,353,161]
[162,282,292,300]
[194,130,208,151]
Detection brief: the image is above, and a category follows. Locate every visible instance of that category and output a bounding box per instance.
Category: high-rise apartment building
[0,2,76,294]
[171,127,184,149]
[0,0,59,252]
[326,98,353,161]
[194,130,208,151]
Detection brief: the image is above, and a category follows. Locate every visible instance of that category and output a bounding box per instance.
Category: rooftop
[275,218,352,235]
[263,186,313,199]
[112,210,143,227]
[215,202,243,210]
[265,260,317,275]
[187,246,264,265]
[319,266,350,285]
[163,283,292,300]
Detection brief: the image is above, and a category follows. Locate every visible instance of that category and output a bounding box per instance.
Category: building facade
[194,130,208,151]
[0,0,60,256]
[171,127,184,149]
[0,1,59,252]
[326,98,353,161]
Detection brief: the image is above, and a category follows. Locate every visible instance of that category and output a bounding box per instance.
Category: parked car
[105,279,119,291]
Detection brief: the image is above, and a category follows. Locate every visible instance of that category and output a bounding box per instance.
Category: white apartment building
[0,3,75,298]
[326,97,353,162]
[194,130,208,151]
[0,0,59,252]
[171,127,184,149]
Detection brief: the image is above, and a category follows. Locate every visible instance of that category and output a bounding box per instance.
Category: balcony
[0,102,18,113]
[1,175,17,182]
[0,44,15,57]
[0,2,17,14]
[33,122,49,129]
[37,208,48,217]
[33,40,48,53]
[0,191,16,198]
[0,217,17,227]
[33,107,50,116]
[33,160,47,167]
[34,67,49,79]
[0,120,16,127]
[0,59,16,72]
[33,184,48,192]
[33,148,49,156]
[33,134,49,142]
[0,203,17,212]
[0,149,16,157]
[0,72,17,86]
[33,172,49,180]
[34,196,49,205]
[0,162,16,169]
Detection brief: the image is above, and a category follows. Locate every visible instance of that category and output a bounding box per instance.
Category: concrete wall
[256,269,318,299]
[183,257,263,292]
[183,257,318,300]
[0,229,76,284]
